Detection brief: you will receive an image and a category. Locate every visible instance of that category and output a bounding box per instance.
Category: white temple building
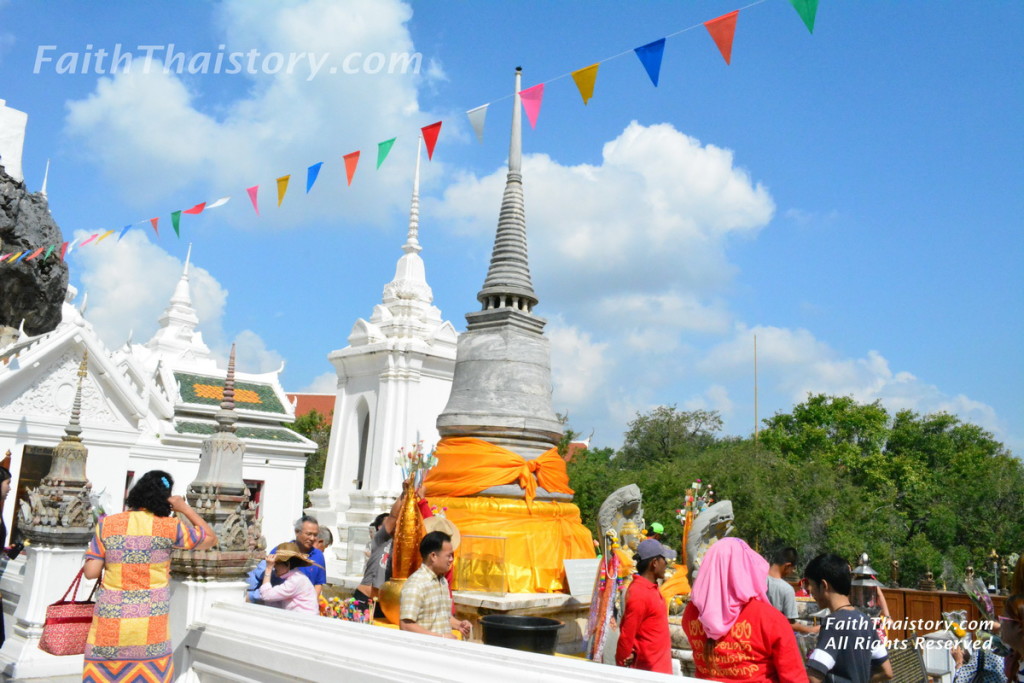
[0,99,28,183]
[0,251,316,555]
[307,140,458,579]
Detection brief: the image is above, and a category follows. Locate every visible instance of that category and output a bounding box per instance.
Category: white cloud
[547,320,611,409]
[301,371,337,394]
[63,0,444,227]
[72,230,283,372]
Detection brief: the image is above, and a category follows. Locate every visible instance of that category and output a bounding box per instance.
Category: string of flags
[1,0,818,267]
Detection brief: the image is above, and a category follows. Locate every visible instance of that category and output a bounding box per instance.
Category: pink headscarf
[690,537,769,641]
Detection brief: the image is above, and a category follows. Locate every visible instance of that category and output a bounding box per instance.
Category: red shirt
[616,574,672,674]
[683,599,808,683]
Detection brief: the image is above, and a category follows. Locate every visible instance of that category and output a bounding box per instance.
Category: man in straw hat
[259,542,320,614]
[399,527,471,639]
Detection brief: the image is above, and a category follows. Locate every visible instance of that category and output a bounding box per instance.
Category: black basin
[479,615,564,655]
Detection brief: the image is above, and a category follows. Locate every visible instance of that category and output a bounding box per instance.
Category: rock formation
[0,163,68,336]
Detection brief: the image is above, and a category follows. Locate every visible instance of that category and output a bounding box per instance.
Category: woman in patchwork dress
[82,470,217,683]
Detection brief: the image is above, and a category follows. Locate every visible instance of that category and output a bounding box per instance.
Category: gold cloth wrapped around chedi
[434,496,595,594]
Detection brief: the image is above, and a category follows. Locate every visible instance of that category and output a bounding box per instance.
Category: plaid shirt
[400,564,451,636]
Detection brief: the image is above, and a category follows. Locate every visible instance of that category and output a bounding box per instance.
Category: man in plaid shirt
[399,531,472,639]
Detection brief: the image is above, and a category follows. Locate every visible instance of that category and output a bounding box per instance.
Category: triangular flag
[705,10,739,65]
[306,162,323,193]
[25,246,46,261]
[80,233,99,247]
[171,211,182,237]
[571,64,600,105]
[183,202,206,215]
[66,238,79,255]
[150,218,160,236]
[789,0,818,34]
[343,152,360,187]
[634,38,666,87]
[376,138,396,169]
[11,251,26,263]
[60,242,69,260]
[276,176,290,207]
[466,104,488,143]
[207,196,230,209]
[247,185,260,215]
[0,253,12,264]
[96,229,116,243]
[118,224,132,241]
[43,244,56,260]
[519,83,545,129]
[421,121,442,160]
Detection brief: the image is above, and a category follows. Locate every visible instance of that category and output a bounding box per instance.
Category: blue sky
[1,0,1021,452]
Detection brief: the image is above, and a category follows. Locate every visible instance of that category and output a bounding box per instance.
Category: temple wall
[0,100,28,184]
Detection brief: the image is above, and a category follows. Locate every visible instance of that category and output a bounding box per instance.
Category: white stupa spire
[40,158,50,197]
[403,136,423,255]
[381,139,433,311]
[145,243,212,361]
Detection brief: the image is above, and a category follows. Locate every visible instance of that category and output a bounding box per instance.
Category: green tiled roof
[174,421,306,444]
[173,371,286,414]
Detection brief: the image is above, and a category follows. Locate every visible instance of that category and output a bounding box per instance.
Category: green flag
[789,0,818,34]
[377,137,396,169]
[172,210,182,237]
[43,244,56,260]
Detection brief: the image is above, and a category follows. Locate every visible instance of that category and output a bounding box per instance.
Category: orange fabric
[435,496,595,593]
[660,564,691,604]
[424,437,573,507]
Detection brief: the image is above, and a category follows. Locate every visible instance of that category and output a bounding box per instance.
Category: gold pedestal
[378,578,406,625]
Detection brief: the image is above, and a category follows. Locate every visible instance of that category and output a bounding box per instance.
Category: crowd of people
[74,469,1024,682]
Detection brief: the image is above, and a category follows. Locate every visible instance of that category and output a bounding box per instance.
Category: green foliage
[569,396,1024,588]
[287,409,331,506]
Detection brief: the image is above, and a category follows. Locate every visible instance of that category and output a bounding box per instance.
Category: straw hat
[423,516,461,551]
[272,542,316,567]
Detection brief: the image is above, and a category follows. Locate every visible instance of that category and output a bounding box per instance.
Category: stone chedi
[171,344,264,580]
[436,67,564,496]
[425,69,595,595]
[17,351,94,545]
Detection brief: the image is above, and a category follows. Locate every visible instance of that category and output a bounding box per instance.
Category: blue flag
[306,162,324,193]
[118,224,132,241]
[634,38,666,87]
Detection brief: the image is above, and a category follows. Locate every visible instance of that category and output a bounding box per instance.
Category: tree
[618,406,723,465]
[287,409,331,506]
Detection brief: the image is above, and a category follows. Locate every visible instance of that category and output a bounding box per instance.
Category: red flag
[60,242,70,260]
[183,202,206,215]
[421,121,442,160]
[704,10,739,65]
[343,151,360,186]
[150,218,159,236]
[24,246,46,261]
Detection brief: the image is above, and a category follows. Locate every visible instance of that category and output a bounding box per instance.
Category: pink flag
[79,233,99,247]
[519,83,545,129]
[247,185,260,215]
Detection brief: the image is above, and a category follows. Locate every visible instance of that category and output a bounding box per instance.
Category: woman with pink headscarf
[683,538,807,683]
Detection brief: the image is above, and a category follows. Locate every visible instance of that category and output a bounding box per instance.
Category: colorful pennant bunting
[43,244,56,261]
[421,122,442,160]
[80,233,99,247]
[572,64,600,105]
[377,138,396,169]
[247,185,260,215]
[276,176,290,207]
[96,229,116,243]
[634,38,666,87]
[150,217,159,236]
[466,104,488,143]
[207,196,230,209]
[789,0,818,34]
[705,10,739,65]
[118,224,132,241]
[519,83,545,129]
[171,211,182,237]
[60,242,69,260]
[183,202,206,215]
[307,162,323,193]
[25,246,45,261]
[343,152,360,186]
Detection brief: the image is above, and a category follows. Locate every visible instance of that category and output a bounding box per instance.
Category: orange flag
[343,151,360,186]
[276,175,290,207]
[704,10,739,65]
[571,63,600,105]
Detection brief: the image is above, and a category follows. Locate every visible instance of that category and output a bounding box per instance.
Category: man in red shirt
[616,538,675,674]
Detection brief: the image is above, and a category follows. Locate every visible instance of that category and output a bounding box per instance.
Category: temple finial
[184,243,192,276]
[510,67,522,174]
[41,158,50,197]
[404,137,423,254]
[217,343,237,433]
[66,350,88,439]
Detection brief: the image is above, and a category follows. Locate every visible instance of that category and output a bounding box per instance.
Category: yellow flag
[571,63,600,105]
[96,229,116,243]
[276,175,290,207]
